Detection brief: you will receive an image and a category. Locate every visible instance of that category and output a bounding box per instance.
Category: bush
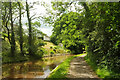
[50,50,55,54]
[39,42,46,46]
[40,48,48,54]
[53,46,57,49]
[35,48,48,58]
[53,49,56,53]
[50,46,53,49]
[56,49,65,54]
[2,40,11,57]
[66,50,71,53]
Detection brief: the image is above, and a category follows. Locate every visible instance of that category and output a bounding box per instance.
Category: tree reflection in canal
[2,55,72,78]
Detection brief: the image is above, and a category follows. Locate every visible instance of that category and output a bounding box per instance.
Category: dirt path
[66,54,101,80]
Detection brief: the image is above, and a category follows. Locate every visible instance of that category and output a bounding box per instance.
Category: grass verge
[84,55,120,80]
[46,53,86,80]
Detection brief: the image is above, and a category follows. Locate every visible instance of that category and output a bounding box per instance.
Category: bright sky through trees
[22,0,53,36]
[22,0,83,36]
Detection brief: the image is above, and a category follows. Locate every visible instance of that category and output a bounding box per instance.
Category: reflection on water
[2,55,72,78]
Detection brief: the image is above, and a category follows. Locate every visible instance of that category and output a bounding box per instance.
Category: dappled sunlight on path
[66,54,101,80]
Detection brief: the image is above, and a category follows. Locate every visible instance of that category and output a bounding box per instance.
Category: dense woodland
[1,1,120,79]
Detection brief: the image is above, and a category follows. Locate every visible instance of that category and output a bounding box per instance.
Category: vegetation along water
[1,1,120,79]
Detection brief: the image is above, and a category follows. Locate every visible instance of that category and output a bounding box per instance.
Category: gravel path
[66,54,102,80]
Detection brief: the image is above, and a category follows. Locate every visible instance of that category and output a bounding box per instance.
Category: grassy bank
[84,55,120,80]
[43,41,70,57]
[46,53,86,79]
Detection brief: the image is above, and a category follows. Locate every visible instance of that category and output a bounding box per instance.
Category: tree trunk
[26,1,33,56]
[18,2,24,56]
[9,2,15,56]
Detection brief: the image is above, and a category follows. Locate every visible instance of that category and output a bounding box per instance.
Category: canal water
[2,55,72,78]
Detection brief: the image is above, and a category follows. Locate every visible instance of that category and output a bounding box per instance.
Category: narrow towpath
[66,54,101,80]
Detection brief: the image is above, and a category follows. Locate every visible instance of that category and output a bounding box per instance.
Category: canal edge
[45,64,59,78]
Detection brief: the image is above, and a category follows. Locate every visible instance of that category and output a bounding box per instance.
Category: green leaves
[65,21,70,24]
[51,2,120,74]
[32,21,41,28]
[51,12,84,54]
[0,32,8,37]
[63,24,66,27]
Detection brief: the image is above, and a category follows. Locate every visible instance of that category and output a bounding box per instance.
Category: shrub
[50,46,53,49]
[40,48,48,54]
[50,50,55,54]
[66,50,71,53]
[56,49,65,54]
[53,46,57,49]
[39,42,46,46]
[53,48,56,52]
[35,48,48,58]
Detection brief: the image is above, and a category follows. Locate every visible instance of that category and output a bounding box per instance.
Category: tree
[51,12,84,54]
[18,2,24,55]
[51,1,120,74]
[79,2,120,72]
[43,1,83,26]
[2,2,11,43]
[9,2,16,56]
[26,0,34,56]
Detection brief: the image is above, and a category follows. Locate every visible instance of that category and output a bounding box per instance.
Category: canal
[2,55,72,78]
